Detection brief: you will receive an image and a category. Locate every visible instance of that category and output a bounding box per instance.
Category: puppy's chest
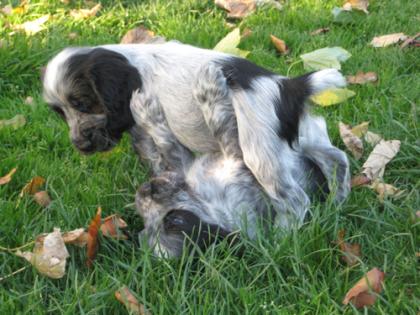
[158,90,219,153]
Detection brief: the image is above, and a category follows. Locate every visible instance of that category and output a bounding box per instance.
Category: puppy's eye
[69,98,89,113]
[51,106,65,119]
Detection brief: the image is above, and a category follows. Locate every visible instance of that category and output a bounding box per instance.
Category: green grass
[0,0,419,313]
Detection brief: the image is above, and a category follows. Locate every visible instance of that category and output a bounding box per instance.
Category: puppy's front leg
[193,63,242,159]
[130,91,194,173]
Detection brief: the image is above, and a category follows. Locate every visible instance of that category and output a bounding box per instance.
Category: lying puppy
[43,41,350,227]
[132,65,345,257]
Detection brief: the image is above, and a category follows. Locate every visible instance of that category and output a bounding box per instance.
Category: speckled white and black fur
[43,41,350,231]
[132,64,349,257]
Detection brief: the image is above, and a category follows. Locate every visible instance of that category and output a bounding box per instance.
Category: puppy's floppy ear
[163,210,239,253]
[86,48,142,130]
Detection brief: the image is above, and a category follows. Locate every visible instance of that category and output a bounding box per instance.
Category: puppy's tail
[276,68,346,147]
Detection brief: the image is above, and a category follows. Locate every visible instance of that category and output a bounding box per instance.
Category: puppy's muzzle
[71,114,112,153]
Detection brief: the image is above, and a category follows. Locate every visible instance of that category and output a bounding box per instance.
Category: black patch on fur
[220,57,313,147]
[163,209,237,252]
[220,57,274,90]
[275,73,313,147]
[66,48,142,140]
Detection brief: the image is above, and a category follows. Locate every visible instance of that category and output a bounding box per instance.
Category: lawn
[0,0,419,314]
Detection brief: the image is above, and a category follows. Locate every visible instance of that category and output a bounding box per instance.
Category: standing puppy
[43,41,350,227]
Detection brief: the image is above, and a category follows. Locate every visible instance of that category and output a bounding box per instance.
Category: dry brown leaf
[70,3,101,19]
[101,214,128,239]
[416,211,420,218]
[351,174,371,187]
[86,207,101,268]
[270,34,289,55]
[350,121,369,138]
[370,180,405,202]
[16,228,69,279]
[343,267,385,308]
[371,33,408,48]
[14,14,50,35]
[347,72,378,85]
[20,176,46,197]
[343,0,369,14]
[120,26,165,44]
[336,230,361,266]
[310,27,330,36]
[0,167,17,185]
[215,0,256,19]
[1,5,13,15]
[33,191,51,207]
[400,32,420,49]
[364,131,382,146]
[361,140,400,180]
[115,286,150,315]
[339,122,364,160]
[61,228,88,246]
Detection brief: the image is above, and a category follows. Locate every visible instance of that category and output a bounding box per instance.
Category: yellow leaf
[310,88,355,106]
[351,121,369,137]
[214,28,250,58]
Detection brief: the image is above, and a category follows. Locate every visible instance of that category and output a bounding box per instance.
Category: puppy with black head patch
[43,41,350,227]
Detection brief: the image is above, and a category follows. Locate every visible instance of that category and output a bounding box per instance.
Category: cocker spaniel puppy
[131,76,338,257]
[43,41,350,227]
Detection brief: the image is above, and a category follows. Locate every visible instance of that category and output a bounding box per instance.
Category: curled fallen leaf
[120,26,165,44]
[14,14,50,35]
[0,167,17,185]
[370,180,405,202]
[115,286,150,315]
[0,115,26,130]
[19,176,46,197]
[33,191,51,207]
[339,122,363,159]
[215,0,256,19]
[361,140,400,181]
[347,72,378,85]
[86,207,102,268]
[343,0,369,14]
[15,228,69,279]
[311,88,355,107]
[343,268,385,308]
[336,230,361,266]
[371,33,407,48]
[310,27,330,36]
[101,214,128,239]
[70,3,101,19]
[270,34,289,55]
